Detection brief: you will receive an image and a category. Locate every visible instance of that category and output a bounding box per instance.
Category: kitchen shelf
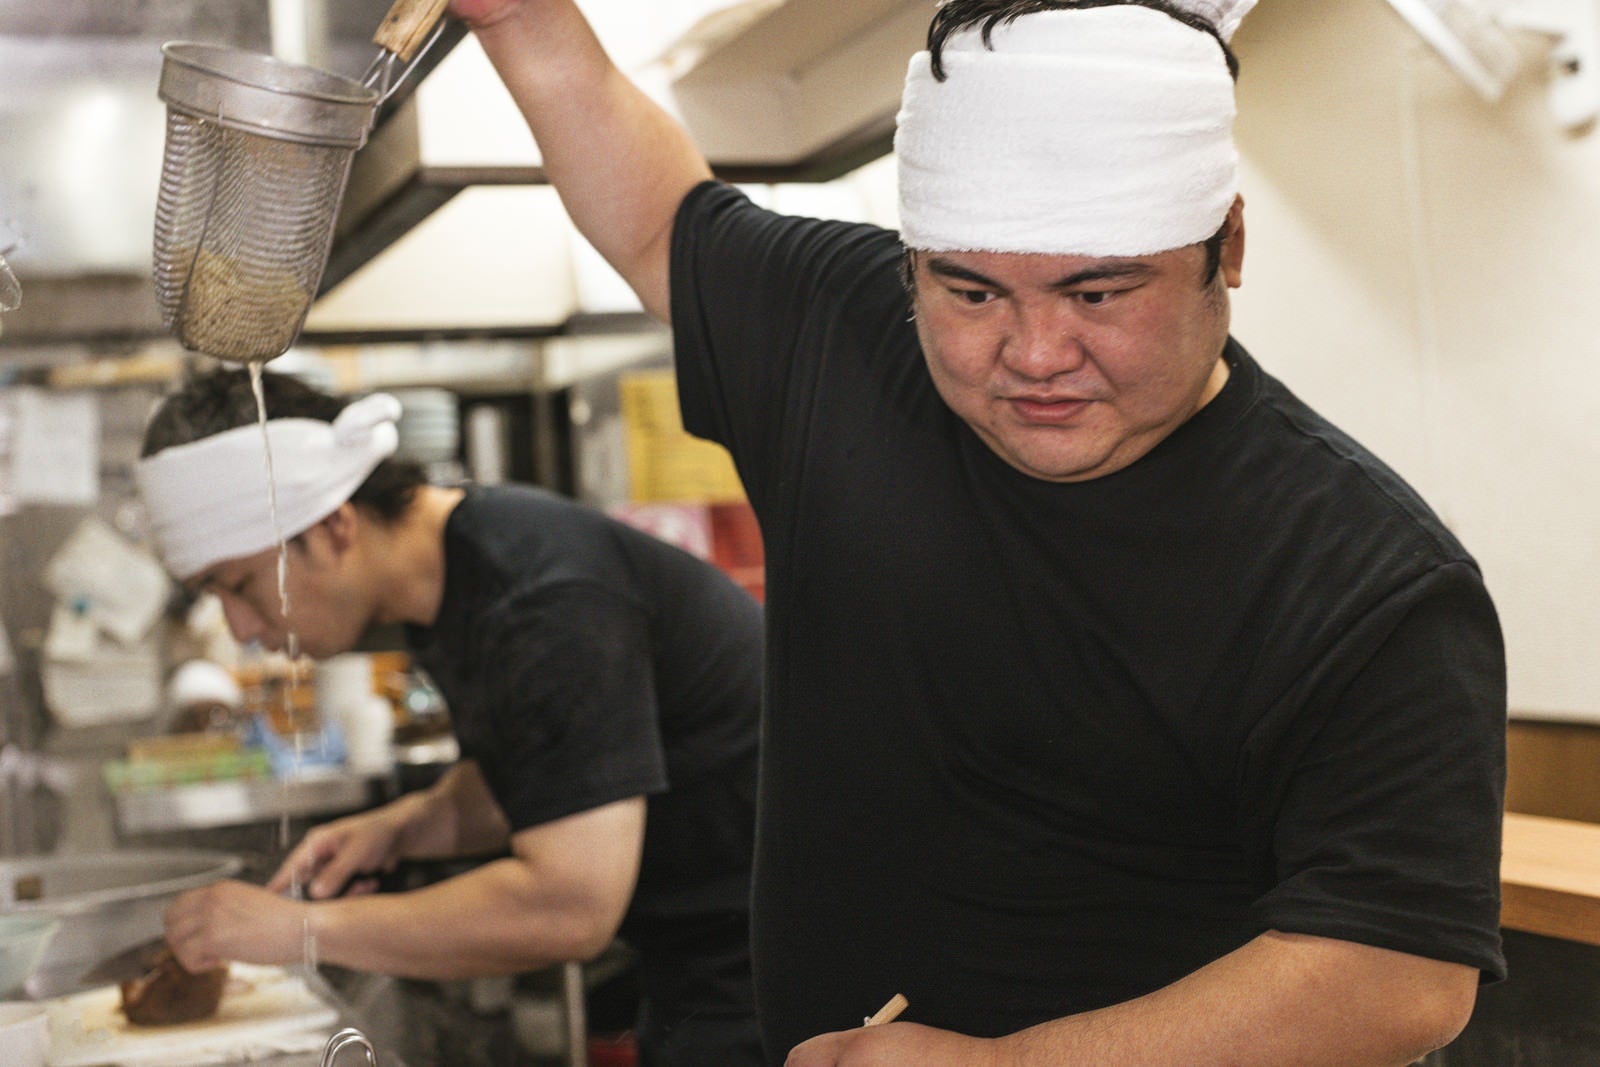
[1501,811,1600,947]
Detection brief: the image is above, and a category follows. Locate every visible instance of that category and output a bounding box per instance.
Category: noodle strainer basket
[153,0,448,364]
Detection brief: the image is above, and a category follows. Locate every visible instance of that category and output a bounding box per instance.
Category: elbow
[562,909,621,962]
[556,921,617,959]
[1393,972,1480,1061]
[570,928,615,963]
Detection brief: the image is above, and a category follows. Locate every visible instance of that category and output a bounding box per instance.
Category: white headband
[895,3,1254,257]
[135,393,403,580]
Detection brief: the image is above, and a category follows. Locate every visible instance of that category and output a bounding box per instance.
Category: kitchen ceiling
[0,0,411,277]
[0,0,928,347]
[308,0,924,338]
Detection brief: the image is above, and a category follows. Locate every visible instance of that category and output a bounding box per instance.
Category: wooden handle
[372,0,451,61]
[865,993,908,1027]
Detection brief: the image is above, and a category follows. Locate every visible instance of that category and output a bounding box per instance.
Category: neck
[1197,348,1232,410]
[370,485,466,628]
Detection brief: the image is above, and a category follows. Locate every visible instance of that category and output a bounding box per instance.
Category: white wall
[314,0,1599,718]
[1229,0,1600,719]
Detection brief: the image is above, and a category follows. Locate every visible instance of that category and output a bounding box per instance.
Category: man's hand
[786,1022,1003,1067]
[265,802,413,901]
[164,880,310,972]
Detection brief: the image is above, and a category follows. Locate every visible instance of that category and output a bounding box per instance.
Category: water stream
[248,360,317,970]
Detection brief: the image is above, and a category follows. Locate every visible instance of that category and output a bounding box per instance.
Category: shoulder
[440,488,639,608]
[450,483,577,524]
[675,181,905,294]
[448,484,625,558]
[1224,351,1474,570]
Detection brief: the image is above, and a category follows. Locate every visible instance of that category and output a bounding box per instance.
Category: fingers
[306,848,375,900]
[165,930,221,974]
[163,885,227,972]
[267,822,362,896]
[265,809,406,898]
[266,834,330,895]
[340,874,382,897]
[785,1030,853,1067]
[164,880,307,969]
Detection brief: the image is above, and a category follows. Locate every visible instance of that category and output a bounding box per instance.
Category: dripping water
[249,360,316,969]
[249,361,291,623]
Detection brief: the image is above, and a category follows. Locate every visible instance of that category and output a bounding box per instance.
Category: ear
[1221,195,1245,289]
[316,502,360,556]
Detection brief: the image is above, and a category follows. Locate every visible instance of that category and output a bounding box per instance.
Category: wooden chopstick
[865,993,909,1027]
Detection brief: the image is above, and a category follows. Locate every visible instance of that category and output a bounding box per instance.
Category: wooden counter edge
[1502,811,1600,947]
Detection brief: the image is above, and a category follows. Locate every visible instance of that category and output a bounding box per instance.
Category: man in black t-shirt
[442,2,1507,1065]
[135,369,764,1067]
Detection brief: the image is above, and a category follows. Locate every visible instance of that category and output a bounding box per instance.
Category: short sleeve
[670,181,909,514]
[458,582,669,832]
[1244,562,1507,978]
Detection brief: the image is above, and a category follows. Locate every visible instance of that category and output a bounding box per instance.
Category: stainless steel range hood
[304,0,930,336]
[0,0,928,350]
[0,0,445,344]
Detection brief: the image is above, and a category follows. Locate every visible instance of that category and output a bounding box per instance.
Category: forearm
[307,857,612,979]
[466,0,712,319]
[996,932,1476,1067]
[791,932,1478,1067]
[190,800,642,976]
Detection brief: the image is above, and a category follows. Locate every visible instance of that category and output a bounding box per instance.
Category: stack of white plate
[390,388,460,465]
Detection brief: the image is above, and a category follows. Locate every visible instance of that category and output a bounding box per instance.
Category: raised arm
[450,0,714,321]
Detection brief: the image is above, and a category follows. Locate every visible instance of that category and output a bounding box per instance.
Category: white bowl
[0,915,60,998]
[0,1002,48,1067]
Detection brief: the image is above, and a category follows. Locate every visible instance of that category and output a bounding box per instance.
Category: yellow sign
[620,371,746,504]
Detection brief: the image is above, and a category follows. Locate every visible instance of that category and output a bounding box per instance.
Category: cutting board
[44,963,339,1066]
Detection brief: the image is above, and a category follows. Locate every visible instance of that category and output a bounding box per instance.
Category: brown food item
[13,873,42,901]
[175,246,311,362]
[119,946,229,1026]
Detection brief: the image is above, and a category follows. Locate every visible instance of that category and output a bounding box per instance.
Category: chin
[998,441,1110,483]
[1019,461,1099,483]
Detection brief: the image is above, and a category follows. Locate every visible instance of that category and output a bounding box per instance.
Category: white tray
[45,963,338,1066]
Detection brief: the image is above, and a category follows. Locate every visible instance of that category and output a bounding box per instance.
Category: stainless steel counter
[34,964,556,1067]
[312,965,587,1067]
[111,772,382,836]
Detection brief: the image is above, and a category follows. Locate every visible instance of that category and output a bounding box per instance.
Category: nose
[218,592,269,646]
[1001,300,1088,381]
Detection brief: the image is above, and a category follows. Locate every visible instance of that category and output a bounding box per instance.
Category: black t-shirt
[404,484,763,1032]
[671,181,1507,1059]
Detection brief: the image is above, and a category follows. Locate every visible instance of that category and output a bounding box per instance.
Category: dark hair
[927,0,1240,82]
[141,367,425,525]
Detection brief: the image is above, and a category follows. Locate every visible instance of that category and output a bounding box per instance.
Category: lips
[1007,395,1093,424]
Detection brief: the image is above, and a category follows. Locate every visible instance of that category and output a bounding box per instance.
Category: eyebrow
[923,255,1155,290]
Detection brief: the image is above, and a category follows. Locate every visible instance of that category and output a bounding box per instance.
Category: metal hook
[320,1027,379,1067]
[360,17,450,104]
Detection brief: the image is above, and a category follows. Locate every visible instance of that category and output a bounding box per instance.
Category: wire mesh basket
[152,43,380,364]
